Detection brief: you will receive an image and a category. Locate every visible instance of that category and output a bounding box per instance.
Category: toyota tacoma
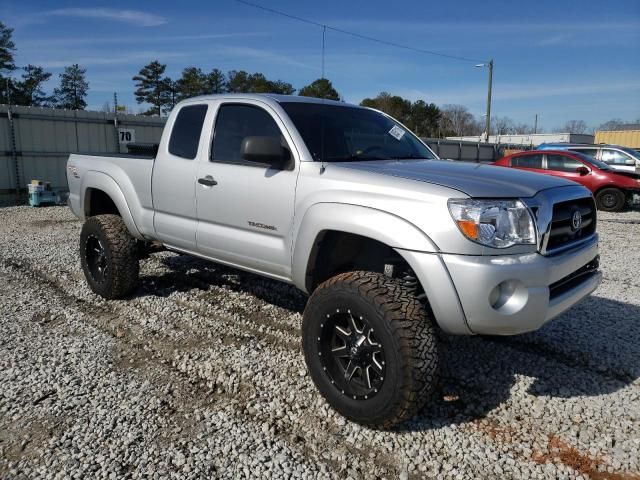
[67,94,601,427]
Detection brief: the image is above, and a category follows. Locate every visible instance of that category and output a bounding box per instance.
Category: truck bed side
[67,153,156,239]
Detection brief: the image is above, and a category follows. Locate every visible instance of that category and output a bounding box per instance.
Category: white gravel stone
[0,204,639,479]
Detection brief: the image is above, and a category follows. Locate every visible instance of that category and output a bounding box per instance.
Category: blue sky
[2,0,639,130]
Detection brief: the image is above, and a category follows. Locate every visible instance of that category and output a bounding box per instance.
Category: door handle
[198,176,218,187]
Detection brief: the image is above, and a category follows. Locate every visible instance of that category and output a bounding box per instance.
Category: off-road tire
[80,214,139,299]
[302,271,438,428]
[596,188,626,212]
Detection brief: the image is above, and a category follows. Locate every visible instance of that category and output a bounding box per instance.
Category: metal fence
[423,138,502,162]
[0,105,514,195]
[0,105,165,193]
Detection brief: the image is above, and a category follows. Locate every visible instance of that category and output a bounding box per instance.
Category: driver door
[195,101,299,281]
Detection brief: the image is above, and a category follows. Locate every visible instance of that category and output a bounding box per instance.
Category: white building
[446,133,594,147]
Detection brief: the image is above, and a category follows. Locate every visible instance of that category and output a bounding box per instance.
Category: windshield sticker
[388,125,406,141]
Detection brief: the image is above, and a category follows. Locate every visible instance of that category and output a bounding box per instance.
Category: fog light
[489,280,528,314]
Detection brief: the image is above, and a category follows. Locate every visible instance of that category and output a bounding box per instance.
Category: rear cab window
[511,154,543,169]
[168,104,209,159]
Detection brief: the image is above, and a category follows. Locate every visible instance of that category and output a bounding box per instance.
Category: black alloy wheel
[85,234,108,284]
[79,214,140,299]
[302,271,439,428]
[318,308,386,400]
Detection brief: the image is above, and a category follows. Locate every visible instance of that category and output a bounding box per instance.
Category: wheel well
[306,230,422,294]
[85,188,120,217]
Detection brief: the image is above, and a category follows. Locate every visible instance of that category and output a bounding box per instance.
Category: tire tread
[81,215,139,299]
[306,270,438,428]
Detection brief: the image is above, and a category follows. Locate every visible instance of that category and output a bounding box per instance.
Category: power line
[234,0,487,64]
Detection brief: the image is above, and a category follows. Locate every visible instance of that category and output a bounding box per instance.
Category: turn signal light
[456,220,479,240]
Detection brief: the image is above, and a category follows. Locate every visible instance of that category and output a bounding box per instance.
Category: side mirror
[241,136,290,169]
[624,158,636,166]
[576,166,590,175]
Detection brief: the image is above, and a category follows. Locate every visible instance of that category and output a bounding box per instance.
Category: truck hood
[334,159,578,198]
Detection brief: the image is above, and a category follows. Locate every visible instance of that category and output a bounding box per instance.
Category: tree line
[0,22,89,109]
[130,60,341,116]
[1,21,636,136]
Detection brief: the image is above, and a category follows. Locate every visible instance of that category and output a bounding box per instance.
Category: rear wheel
[80,215,139,299]
[596,188,625,212]
[302,271,438,428]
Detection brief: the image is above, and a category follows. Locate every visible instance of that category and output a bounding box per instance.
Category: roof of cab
[178,93,355,108]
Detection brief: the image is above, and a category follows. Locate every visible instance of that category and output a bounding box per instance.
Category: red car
[494,149,640,211]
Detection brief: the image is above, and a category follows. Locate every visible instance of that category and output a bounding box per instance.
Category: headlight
[448,199,536,248]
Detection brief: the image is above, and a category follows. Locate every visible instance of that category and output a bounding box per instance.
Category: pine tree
[0,22,16,74]
[298,78,340,101]
[0,21,17,104]
[133,60,169,116]
[176,67,207,101]
[226,70,294,94]
[161,77,178,115]
[13,65,53,106]
[53,64,88,110]
[206,68,227,94]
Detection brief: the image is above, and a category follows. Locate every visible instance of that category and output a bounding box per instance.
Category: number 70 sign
[118,128,135,144]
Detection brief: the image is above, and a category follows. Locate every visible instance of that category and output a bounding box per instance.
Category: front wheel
[80,214,140,299]
[302,271,438,428]
[596,188,626,212]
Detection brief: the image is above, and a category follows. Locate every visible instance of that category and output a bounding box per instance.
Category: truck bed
[67,153,156,238]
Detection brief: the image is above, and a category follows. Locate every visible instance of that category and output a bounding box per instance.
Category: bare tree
[556,119,589,134]
[597,118,625,131]
[440,104,478,136]
[512,122,535,134]
[492,116,515,135]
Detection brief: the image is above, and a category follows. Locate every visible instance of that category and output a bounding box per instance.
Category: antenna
[321,25,326,80]
[320,25,327,173]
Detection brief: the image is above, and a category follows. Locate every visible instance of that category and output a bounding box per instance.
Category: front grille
[546,197,596,253]
[549,256,599,300]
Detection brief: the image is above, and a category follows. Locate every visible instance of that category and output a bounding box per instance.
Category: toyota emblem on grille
[571,210,583,231]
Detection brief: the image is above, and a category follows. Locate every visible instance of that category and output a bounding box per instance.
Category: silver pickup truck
[67,94,601,427]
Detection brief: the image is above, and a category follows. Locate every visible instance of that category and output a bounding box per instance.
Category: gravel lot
[0,204,639,480]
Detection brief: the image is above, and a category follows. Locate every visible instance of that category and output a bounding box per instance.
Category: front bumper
[397,234,601,336]
[442,235,601,335]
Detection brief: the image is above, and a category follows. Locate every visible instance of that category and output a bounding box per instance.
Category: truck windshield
[280,102,436,162]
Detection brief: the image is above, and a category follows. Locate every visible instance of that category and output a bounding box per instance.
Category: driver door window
[601,149,632,166]
[212,104,285,166]
[546,154,583,172]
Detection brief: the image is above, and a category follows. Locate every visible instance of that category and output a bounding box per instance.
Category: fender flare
[80,171,143,239]
[291,202,439,292]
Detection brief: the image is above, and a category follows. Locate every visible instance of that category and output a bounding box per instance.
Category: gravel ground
[0,204,638,480]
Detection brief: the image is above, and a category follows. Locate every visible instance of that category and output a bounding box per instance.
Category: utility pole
[484,59,493,143]
[475,59,494,142]
[6,78,20,196]
[534,114,538,134]
[113,92,120,154]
